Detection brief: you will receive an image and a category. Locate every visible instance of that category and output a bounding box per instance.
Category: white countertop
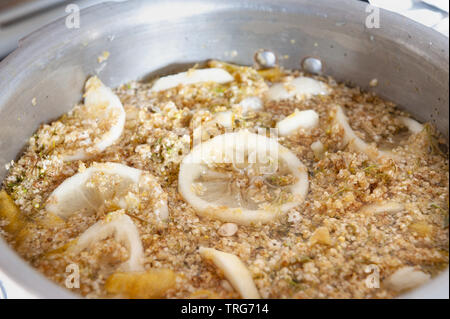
[0,0,448,299]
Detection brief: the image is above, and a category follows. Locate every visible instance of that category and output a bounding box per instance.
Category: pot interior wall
[0,0,448,298]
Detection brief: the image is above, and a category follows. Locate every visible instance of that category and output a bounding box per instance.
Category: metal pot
[0,0,448,298]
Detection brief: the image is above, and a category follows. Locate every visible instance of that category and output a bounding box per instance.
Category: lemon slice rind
[62,77,126,161]
[179,131,308,225]
[199,247,260,299]
[276,109,319,136]
[46,162,168,221]
[266,76,329,101]
[72,211,144,272]
[150,68,234,92]
[333,105,423,161]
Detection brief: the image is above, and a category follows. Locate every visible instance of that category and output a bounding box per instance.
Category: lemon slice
[276,109,319,136]
[150,68,234,92]
[62,76,126,161]
[199,247,260,299]
[266,76,329,101]
[178,131,308,225]
[333,105,423,160]
[398,116,424,134]
[46,162,168,221]
[214,111,234,129]
[238,96,263,114]
[72,211,144,272]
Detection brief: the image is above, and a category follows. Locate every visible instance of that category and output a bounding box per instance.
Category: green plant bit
[330,187,350,198]
[363,164,378,172]
[287,278,306,291]
[430,203,446,212]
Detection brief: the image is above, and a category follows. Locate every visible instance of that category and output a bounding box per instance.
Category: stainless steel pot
[0,0,448,298]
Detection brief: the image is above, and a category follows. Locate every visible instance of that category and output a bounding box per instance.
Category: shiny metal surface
[0,0,448,298]
[301,57,323,74]
[254,49,278,68]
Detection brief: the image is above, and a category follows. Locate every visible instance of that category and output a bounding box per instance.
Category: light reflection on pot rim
[0,280,7,299]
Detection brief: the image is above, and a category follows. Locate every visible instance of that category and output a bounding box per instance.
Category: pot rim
[0,0,448,299]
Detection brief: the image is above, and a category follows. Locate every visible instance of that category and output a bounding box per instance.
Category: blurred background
[0,0,448,299]
[0,0,448,59]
